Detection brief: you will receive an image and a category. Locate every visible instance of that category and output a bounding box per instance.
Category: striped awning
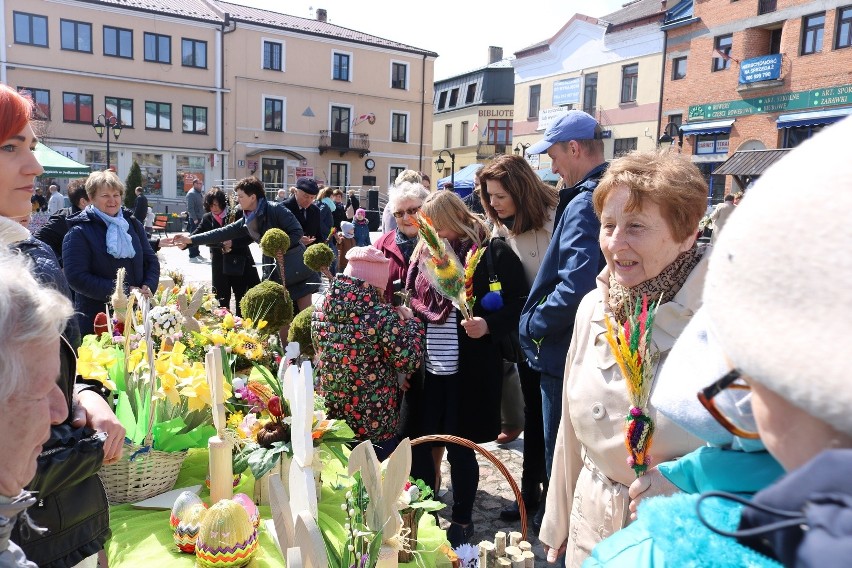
[776,107,852,129]
[680,119,735,136]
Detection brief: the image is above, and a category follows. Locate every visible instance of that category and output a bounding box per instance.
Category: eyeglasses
[697,369,760,439]
[392,206,421,219]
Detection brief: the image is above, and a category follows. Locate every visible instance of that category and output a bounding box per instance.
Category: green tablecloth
[106,449,450,566]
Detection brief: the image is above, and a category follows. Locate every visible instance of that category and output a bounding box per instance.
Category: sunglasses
[697,369,760,439]
[392,206,421,219]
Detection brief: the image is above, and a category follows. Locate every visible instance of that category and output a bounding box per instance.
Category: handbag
[222,253,246,276]
[484,240,524,364]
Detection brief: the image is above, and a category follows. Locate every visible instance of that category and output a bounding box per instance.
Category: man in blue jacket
[518,111,607,487]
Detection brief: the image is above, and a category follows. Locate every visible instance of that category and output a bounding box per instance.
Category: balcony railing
[758,0,777,15]
[318,130,370,157]
[475,142,509,160]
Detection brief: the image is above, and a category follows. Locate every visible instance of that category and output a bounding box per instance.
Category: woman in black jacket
[192,187,259,316]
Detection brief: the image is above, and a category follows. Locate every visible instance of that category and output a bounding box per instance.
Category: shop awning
[245,146,306,161]
[713,149,792,176]
[680,119,735,136]
[34,143,90,177]
[776,107,852,129]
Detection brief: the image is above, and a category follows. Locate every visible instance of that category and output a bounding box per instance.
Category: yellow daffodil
[256,320,268,330]
[77,344,117,391]
[179,375,212,412]
[154,371,182,406]
[126,342,148,373]
[222,314,235,330]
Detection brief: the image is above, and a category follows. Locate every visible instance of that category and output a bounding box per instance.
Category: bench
[152,214,170,237]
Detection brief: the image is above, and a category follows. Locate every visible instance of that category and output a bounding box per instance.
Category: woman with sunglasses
[374,180,429,303]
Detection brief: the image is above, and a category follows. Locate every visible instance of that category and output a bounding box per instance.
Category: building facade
[661,0,852,197]
[512,0,666,172]
[3,0,436,206]
[431,47,514,184]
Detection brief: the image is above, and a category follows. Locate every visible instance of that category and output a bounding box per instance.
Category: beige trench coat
[539,255,709,567]
[493,207,556,288]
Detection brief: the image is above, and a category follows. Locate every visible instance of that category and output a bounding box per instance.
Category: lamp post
[434,149,456,188]
[514,142,530,158]
[93,113,123,170]
[658,122,682,148]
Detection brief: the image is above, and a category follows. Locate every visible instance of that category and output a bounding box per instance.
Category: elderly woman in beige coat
[479,154,558,523]
[539,150,710,566]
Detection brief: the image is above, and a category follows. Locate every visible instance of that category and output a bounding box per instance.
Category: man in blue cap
[518,111,607,519]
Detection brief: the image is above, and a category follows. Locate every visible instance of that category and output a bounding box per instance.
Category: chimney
[316,8,327,22]
[488,46,503,64]
[660,0,667,9]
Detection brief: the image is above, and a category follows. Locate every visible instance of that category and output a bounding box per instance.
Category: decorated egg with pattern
[170,491,205,528]
[173,502,207,553]
[195,499,258,567]
[231,492,260,528]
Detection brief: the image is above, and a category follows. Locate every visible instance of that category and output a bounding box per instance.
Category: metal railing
[318,130,370,156]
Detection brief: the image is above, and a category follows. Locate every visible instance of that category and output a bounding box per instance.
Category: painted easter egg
[231,493,260,528]
[195,499,258,567]
[173,502,207,553]
[170,491,205,528]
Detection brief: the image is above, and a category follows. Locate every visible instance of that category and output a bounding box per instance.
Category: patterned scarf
[394,229,417,263]
[87,205,135,259]
[608,244,706,322]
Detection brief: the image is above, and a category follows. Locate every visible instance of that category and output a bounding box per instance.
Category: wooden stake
[206,347,233,504]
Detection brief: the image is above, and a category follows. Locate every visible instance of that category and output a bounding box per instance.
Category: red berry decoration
[267,396,283,417]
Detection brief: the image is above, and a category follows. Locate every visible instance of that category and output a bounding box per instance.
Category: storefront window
[694,133,730,155]
[697,163,726,205]
[85,149,117,172]
[176,155,206,193]
[133,152,163,196]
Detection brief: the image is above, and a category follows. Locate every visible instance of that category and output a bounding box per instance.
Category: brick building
[661,0,852,199]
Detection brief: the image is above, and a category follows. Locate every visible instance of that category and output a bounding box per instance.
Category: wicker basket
[411,434,527,541]
[98,437,187,504]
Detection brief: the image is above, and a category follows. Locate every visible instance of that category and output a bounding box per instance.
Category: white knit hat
[704,116,852,437]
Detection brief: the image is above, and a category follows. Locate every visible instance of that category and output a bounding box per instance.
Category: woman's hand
[130,285,153,299]
[173,234,192,249]
[627,466,681,520]
[461,316,489,338]
[543,541,567,563]
[300,235,316,246]
[395,305,414,321]
[157,237,175,247]
[72,390,126,465]
[223,240,233,254]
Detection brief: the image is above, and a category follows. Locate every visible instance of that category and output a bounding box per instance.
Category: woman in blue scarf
[63,170,160,336]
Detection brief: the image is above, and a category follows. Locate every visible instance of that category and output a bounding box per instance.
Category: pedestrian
[283,177,324,245]
[336,221,356,274]
[132,185,148,222]
[708,193,735,244]
[47,184,64,215]
[185,177,205,262]
[461,168,486,216]
[34,178,89,264]
[353,208,370,246]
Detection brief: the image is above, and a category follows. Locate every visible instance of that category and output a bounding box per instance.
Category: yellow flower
[256,320,268,330]
[179,375,212,412]
[77,345,117,391]
[231,331,264,360]
[227,411,245,430]
[154,371,182,406]
[126,342,147,373]
[222,314,235,330]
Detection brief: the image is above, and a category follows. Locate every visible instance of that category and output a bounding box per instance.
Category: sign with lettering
[295,167,314,178]
[537,107,569,131]
[51,146,79,161]
[688,84,852,120]
[739,54,781,84]
[553,78,581,106]
[478,109,514,117]
[237,160,246,168]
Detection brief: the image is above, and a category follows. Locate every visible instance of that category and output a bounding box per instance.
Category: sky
[236,0,632,79]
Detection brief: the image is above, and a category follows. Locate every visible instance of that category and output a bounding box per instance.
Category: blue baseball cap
[527,110,600,155]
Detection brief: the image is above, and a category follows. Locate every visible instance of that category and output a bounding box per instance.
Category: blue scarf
[88,205,135,259]
[244,197,267,225]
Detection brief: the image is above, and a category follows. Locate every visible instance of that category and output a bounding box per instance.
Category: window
[528,84,541,119]
[672,57,687,80]
[461,121,469,146]
[182,105,207,134]
[487,119,512,145]
[668,114,683,128]
[60,20,92,52]
[391,62,407,89]
[264,98,283,131]
[713,34,733,71]
[621,63,639,103]
[444,124,452,148]
[837,6,852,49]
[437,91,448,110]
[449,88,459,107]
[144,32,171,64]
[465,83,477,104]
[181,38,207,68]
[391,113,407,142]
[583,73,598,116]
[783,124,825,148]
[801,12,825,55]
[104,26,132,58]
[145,101,171,130]
[390,166,406,185]
[769,28,783,54]
[330,163,348,188]
[132,152,163,195]
[105,96,133,128]
[694,133,729,155]
[19,87,50,120]
[14,12,48,47]
[333,52,350,81]
[62,92,93,123]
[613,138,638,157]
[263,40,283,71]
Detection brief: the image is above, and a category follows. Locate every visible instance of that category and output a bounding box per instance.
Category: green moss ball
[287,305,315,358]
[260,228,291,257]
[303,243,334,272]
[239,280,294,332]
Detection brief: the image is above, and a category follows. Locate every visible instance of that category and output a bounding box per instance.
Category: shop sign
[739,54,781,84]
[553,77,581,106]
[689,83,852,120]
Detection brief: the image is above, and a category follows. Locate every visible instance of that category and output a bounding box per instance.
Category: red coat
[374,230,410,304]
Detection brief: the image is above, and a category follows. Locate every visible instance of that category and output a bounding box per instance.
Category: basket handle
[410,434,527,541]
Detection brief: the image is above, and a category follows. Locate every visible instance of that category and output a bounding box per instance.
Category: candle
[494,531,506,557]
[479,541,496,568]
[206,348,233,504]
[518,541,532,553]
[522,551,535,568]
[504,545,522,559]
[511,554,525,568]
[508,531,522,546]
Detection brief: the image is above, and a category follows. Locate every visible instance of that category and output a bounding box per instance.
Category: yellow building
[3,0,436,207]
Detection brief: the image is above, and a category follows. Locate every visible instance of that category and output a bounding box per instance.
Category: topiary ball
[303,243,334,272]
[287,305,315,358]
[239,280,294,333]
[259,228,290,258]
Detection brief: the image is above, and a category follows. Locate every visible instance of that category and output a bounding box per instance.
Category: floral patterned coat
[311,274,424,442]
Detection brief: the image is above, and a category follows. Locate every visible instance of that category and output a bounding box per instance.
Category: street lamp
[658,122,682,148]
[514,142,530,158]
[434,149,456,188]
[93,114,123,170]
